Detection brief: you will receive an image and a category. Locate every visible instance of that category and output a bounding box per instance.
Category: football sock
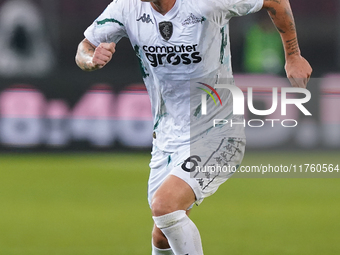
[153,210,204,255]
[152,243,174,255]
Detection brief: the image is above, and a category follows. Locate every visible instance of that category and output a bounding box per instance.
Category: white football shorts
[147,136,246,208]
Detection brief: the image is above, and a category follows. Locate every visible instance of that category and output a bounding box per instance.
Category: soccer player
[75,0,312,254]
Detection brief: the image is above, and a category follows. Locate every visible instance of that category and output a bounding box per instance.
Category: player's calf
[152,224,170,249]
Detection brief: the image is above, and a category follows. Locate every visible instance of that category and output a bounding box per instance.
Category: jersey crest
[159,21,173,41]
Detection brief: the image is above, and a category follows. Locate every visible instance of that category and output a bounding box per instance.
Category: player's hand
[91,42,116,69]
[285,54,312,88]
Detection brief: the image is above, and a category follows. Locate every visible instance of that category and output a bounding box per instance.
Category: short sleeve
[225,0,263,18]
[200,0,264,26]
[84,0,128,46]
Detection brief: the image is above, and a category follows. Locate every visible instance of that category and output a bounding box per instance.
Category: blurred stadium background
[0,0,339,254]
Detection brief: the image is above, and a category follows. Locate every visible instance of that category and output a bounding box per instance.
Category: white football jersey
[85,0,263,152]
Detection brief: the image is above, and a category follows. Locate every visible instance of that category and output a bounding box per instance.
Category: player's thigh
[148,137,245,209]
[151,174,196,216]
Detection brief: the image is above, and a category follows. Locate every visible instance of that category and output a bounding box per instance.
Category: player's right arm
[75,38,116,71]
[262,0,312,88]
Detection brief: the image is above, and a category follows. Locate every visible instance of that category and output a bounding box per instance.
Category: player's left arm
[262,0,312,88]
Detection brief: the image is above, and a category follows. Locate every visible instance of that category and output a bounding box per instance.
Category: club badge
[159,21,173,41]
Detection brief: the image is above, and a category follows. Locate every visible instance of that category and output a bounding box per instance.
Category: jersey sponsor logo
[182,13,206,26]
[136,13,154,24]
[159,21,173,40]
[142,44,202,67]
[181,156,201,172]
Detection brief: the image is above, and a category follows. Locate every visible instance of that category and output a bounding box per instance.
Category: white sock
[153,210,204,255]
[152,243,174,255]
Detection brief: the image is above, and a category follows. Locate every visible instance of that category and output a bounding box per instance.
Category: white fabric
[148,137,245,207]
[152,243,174,255]
[84,0,263,152]
[153,210,204,255]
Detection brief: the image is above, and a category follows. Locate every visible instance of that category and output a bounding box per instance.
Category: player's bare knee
[151,196,175,216]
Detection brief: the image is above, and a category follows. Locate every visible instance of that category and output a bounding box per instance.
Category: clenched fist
[75,39,116,71]
[91,42,116,69]
[285,54,312,89]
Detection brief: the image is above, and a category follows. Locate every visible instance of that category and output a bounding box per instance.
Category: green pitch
[0,151,339,255]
